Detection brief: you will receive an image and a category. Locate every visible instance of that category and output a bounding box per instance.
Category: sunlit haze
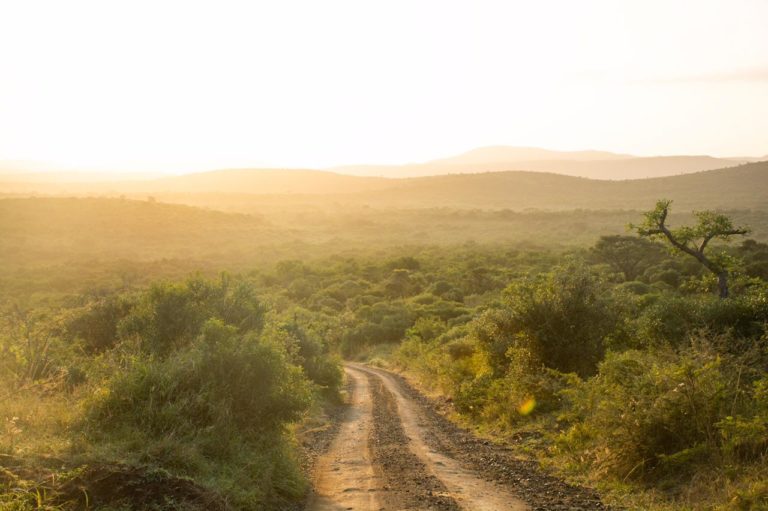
[1,0,767,173]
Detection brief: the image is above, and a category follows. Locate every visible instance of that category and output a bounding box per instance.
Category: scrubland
[1,167,767,509]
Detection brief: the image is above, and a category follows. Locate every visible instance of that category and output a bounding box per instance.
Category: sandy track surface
[306,364,606,511]
[306,367,383,511]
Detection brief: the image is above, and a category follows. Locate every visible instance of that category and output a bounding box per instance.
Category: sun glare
[0,0,766,173]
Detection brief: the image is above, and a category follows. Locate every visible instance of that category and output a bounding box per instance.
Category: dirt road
[305,364,606,511]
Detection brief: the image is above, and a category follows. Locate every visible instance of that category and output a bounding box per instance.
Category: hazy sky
[1,0,767,172]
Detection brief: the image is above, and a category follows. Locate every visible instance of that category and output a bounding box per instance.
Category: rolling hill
[0,168,392,196]
[3,163,767,296]
[1,160,766,214]
[128,160,768,213]
[151,169,392,194]
[0,197,284,264]
[332,146,747,180]
[345,161,768,211]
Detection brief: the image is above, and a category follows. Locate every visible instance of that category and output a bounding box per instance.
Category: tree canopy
[632,199,749,298]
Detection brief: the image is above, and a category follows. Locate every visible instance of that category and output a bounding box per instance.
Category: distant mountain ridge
[332,146,750,180]
[1,146,763,183]
[428,146,633,164]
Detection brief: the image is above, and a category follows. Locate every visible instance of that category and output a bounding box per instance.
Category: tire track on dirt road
[307,364,606,510]
[352,364,529,511]
[306,366,382,511]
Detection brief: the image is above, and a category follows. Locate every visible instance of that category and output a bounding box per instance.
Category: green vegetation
[2,196,768,305]
[384,247,768,509]
[634,200,750,298]
[2,179,768,509]
[0,275,339,509]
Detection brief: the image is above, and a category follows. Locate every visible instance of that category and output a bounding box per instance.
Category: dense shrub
[616,280,652,295]
[635,294,768,349]
[474,348,576,425]
[475,261,623,377]
[86,322,311,438]
[341,301,414,354]
[82,320,313,507]
[590,234,664,281]
[118,276,265,357]
[559,335,764,483]
[718,372,768,462]
[271,318,342,393]
[25,273,343,509]
[66,296,133,353]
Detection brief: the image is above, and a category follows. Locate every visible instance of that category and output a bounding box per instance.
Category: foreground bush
[0,274,340,510]
[80,320,313,508]
[558,334,767,484]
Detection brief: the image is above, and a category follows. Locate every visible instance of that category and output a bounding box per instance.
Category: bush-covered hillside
[2,198,767,509]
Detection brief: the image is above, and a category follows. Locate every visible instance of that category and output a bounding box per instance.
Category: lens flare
[517,397,536,416]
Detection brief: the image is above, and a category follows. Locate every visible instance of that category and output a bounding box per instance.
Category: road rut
[306,363,606,511]
[306,367,382,511]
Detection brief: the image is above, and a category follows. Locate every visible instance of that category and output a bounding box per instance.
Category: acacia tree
[632,199,749,298]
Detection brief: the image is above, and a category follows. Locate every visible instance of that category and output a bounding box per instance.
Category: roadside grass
[0,378,308,511]
[1,384,77,458]
[0,384,75,511]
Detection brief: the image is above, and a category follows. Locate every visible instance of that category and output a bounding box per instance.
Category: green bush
[479,348,576,425]
[453,372,494,418]
[341,301,414,355]
[635,294,768,349]
[82,320,312,507]
[118,276,265,357]
[559,337,757,483]
[718,374,768,462]
[66,295,133,353]
[86,321,311,438]
[474,260,623,377]
[271,318,342,393]
[616,280,653,295]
